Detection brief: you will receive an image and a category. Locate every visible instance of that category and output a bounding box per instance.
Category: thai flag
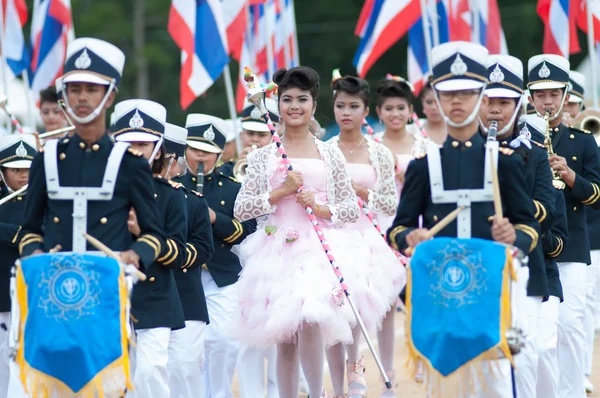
[169,0,230,109]
[407,0,449,94]
[1,0,29,79]
[353,0,421,78]
[273,0,286,70]
[29,0,74,97]
[475,0,508,54]
[236,34,252,112]
[448,0,471,41]
[537,0,580,57]
[221,0,247,61]
[576,0,600,43]
[283,0,299,66]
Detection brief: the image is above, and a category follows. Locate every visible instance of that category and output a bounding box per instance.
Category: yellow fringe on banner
[15,265,134,397]
[404,248,516,398]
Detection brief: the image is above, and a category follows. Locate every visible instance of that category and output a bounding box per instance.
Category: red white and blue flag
[29,0,74,96]
[475,0,508,54]
[407,0,449,94]
[537,0,580,57]
[1,0,29,79]
[353,0,421,78]
[221,0,247,62]
[448,0,471,41]
[576,0,600,43]
[169,0,230,109]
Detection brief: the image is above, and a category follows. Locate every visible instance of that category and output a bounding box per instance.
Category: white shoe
[585,378,594,394]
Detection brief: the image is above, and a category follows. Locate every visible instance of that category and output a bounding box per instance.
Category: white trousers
[465,358,514,398]
[237,344,279,398]
[0,312,9,398]
[127,327,171,398]
[536,296,560,398]
[515,296,543,398]
[201,271,239,398]
[168,320,206,398]
[585,250,600,376]
[557,262,587,398]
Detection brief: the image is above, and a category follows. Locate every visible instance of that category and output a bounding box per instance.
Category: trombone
[573,108,600,146]
[543,110,566,190]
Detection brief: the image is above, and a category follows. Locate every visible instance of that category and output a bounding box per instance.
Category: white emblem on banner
[450,54,468,76]
[538,62,551,79]
[129,110,144,129]
[74,49,92,70]
[203,125,216,141]
[489,64,505,83]
[15,142,27,157]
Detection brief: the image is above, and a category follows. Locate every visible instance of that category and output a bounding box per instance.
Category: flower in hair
[385,73,415,93]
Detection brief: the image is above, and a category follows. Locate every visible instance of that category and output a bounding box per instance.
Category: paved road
[232,311,600,397]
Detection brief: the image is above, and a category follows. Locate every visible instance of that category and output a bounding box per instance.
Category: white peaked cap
[165,123,188,145]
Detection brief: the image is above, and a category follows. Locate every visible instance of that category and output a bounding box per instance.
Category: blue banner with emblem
[406,237,514,392]
[14,253,132,396]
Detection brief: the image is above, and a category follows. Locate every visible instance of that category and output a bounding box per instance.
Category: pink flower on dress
[284,227,299,243]
[331,287,346,306]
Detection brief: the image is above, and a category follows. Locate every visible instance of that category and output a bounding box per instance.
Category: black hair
[332,76,370,107]
[376,79,414,108]
[151,144,167,175]
[418,77,434,102]
[39,86,59,106]
[273,66,320,101]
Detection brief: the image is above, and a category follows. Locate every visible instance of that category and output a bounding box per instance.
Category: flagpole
[21,70,36,129]
[587,0,599,108]
[0,4,11,134]
[428,0,439,47]
[470,0,480,44]
[223,64,242,156]
[266,0,275,79]
[419,0,434,74]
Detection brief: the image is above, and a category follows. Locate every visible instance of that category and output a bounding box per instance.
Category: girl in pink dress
[373,79,424,232]
[326,76,406,398]
[233,67,360,398]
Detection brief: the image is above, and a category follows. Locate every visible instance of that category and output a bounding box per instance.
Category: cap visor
[528,82,567,90]
[115,132,160,142]
[485,88,521,99]
[63,72,111,85]
[242,121,271,133]
[568,95,584,103]
[186,141,222,153]
[434,80,486,92]
[2,160,32,169]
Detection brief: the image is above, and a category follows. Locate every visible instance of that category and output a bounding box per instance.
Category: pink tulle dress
[233,141,362,348]
[344,162,406,328]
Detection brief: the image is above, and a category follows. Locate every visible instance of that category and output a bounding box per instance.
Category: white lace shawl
[233,139,360,225]
[327,136,398,216]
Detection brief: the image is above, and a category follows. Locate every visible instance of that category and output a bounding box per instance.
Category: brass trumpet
[233,144,258,182]
[544,110,566,190]
[574,108,600,145]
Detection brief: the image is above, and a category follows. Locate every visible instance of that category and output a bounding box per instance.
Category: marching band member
[527,54,600,398]
[112,99,187,398]
[0,134,36,397]
[387,42,539,397]
[173,115,256,398]
[327,75,405,398]
[162,122,215,397]
[232,101,281,398]
[233,66,360,398]
[478,55,554,397]
[567,71,600,395]
[39,87,67,133]
[219,99,280,179]
[418,78,447,145]
[518,114,567,398]
[15,38,168,397]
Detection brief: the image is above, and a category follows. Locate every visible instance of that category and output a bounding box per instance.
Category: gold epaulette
[127,148,143,157]
[220,172,240,183]
[168,180,183,190]
[570,126,590,134]
[498,147,514,156]
[531,140,545,149]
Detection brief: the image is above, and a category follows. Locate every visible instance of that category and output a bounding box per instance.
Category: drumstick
[405,206,465,256]
[489,147,503,219]
[83,233,147,281]
[424,206,465,240]
[48,245,62,253]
